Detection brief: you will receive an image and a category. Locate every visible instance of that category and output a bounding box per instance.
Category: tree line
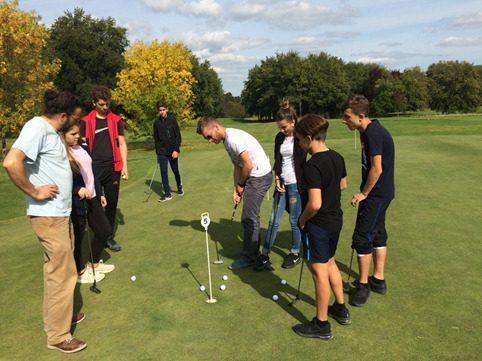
[241,52,482,119]
[0,2,232,144]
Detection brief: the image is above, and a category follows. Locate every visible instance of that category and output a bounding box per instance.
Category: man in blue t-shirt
[341,95,395,307]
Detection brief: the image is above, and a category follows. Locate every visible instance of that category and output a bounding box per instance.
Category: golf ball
[281,279,287,285]
[220,284,226,291]
[272,294,279,301]
[130,275,136,282]
[222,275,228,281]
[199,285,206,292]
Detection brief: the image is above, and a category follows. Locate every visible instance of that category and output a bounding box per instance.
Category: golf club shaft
[84,205,101,293]
[231,203,238,221]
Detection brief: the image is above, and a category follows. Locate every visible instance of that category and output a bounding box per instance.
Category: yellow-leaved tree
[113,40,195,134]
[0,0,60,154]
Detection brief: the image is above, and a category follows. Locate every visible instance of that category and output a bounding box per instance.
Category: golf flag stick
[201,213,216,303]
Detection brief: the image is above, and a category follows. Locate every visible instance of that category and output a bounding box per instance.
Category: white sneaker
[77,271,105,284]
[86,262,115,274]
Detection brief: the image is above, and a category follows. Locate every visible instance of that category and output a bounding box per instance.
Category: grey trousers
[240,171,273,260]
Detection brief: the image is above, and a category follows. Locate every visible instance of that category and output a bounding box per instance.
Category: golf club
[343,248,355,293]
[230,203,238,222]
[84,202,101,294]
[288,257,304,306]
[143,164,158,202]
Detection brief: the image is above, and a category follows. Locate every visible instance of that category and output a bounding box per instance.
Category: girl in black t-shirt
[292,114,351,340]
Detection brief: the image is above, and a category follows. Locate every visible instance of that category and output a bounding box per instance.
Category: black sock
[315,318,329,327]
[371,276,384,283]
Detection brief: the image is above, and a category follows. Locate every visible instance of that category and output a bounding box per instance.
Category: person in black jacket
[153,100,183,202]
[254,101,307,271]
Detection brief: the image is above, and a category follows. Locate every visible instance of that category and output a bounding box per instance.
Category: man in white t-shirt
[197,117,272,269]
[3,90,87,354]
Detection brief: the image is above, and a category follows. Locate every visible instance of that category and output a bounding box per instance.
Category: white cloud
[185,31,267,54]
[380,41,402,47]
[144,0,221,17]
[230,0,352,27]
[452,12,482,28]
[437,36,482,47]
[186,0,221,16]
[143,0,182,12]
[357,56,398,65]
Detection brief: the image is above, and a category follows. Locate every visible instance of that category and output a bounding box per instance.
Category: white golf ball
[220,284,226,291]
[272,294,279,301]
[222,275,228,281]
[130,275,136,282]
[199,285,206,292]
[281,279,287,285]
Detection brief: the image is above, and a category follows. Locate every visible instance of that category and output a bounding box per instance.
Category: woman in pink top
[62,121,115,283]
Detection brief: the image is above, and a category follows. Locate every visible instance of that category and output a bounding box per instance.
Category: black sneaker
[281,253,301,269]
[177,188,184,196]
[105,239,121,252]
[328,303,351,325]
[368,276,387,295]
[292,318,333,340]
[350,282,370,307]
[158,195,173,202]
[253,254,272,271]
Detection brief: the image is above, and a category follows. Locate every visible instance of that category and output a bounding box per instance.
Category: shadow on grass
[170,217,314,323]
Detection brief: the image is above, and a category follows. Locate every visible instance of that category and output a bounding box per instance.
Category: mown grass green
[0,115,481,360]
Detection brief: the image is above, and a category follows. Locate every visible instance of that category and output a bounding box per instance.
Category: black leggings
[72,197,112,272]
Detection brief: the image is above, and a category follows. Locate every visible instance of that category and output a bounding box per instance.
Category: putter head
[89,285,101,294]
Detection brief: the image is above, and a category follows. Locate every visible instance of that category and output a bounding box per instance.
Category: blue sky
[19,0,482,95]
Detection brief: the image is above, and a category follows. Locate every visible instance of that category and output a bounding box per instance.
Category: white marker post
[201,212,217,304]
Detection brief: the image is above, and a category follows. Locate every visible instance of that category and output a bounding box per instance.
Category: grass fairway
[0,115,481,361]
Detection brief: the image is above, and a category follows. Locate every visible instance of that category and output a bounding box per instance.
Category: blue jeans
[158,154,182,196]
[262,183,302,255]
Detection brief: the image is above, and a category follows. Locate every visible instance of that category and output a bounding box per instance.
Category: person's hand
[78,187,92,200]
[121,168,129,181]
[233,191,242,205]
[297,215,305,230]
[33,184,59,201]
[351,192,367,208]
[172,151,179,159]
[275,179,285,193]
[235,183,245,196]
[100,196,107,207]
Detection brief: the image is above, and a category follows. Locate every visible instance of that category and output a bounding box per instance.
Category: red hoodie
[81,110,123,172]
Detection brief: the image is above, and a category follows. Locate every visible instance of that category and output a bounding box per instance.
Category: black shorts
[352,198,391,255]
[302,222,340,263]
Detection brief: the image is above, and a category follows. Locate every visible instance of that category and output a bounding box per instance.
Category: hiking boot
[47,337,87,354]
[281,253,301,269]
[71,313,86,325]
[228,257,255,270]
[350,282,370,307]
[368,276,387,295]
[86,262,115,274]
[253,254,272,271]
[158,194,173,202]
[292,318,333,340]
[328,303,352,325]
[77,271,105,284]
[177,187,184,196]
[105,239,121,252]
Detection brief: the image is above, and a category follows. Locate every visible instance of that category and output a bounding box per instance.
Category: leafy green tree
[400,66,429,111]
[427,61,481,113]
[344,62,372,96]
[0,0,60,153]
[47,8,128,107]
[190,56,224,117]
[371,74,407,115]
[112,40,195,133]
[300,52,350,117]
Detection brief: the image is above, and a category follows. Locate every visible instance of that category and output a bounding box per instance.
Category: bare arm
[298,188,322,229]
[119,135,128,180]
[351,155,382,207]
[2,148,59,200]
[340,177,347,191]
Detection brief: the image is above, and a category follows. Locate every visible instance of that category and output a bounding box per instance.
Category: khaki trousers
[29,216,77,345]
